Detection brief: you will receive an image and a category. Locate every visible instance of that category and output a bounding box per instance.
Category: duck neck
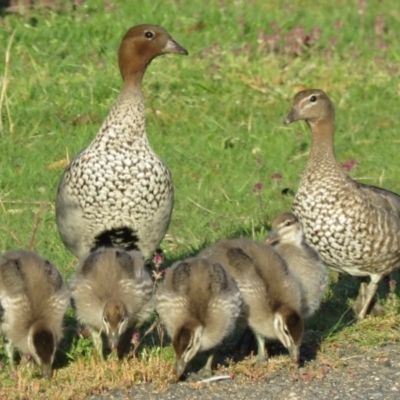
[92,76,148,147]
[305,118,339,171]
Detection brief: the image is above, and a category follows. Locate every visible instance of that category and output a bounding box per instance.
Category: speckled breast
[67,144,173,257]
[67,143,173,232]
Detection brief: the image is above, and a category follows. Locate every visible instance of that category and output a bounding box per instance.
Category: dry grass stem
[28,201,48,250]
[0,29,16,134]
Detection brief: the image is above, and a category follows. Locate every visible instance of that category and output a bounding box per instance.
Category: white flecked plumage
[156,257,242,378]
[0,250,70,378]
[56,24,188,260]
[70,248,153,359]
[285,89,400,320]
[199,238,304,363]
[266,212,328,318]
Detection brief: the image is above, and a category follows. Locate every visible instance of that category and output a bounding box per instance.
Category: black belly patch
[92,227,140,252]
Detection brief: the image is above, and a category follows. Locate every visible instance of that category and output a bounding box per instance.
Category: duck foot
[186,353,214,382]
[187,368,213,382]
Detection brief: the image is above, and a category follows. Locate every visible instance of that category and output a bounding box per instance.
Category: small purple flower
[330,37,338,48]
[304,26,321,47]
[334,20,342,30]
[9,370,17,380]
[358,0,367,14]
[374,15,386,38]
[271,173,282,181]
[342,159,359,172]
[78,327,91,338]
[270,21,281,35]
[253,182,263,194]
[152,250,164,268]
[131,331,140,345]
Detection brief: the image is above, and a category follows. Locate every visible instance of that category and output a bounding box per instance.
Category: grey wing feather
[170,261,192,293]
[115,250,136,277]
[42,259,64,291]
[207,262,230,293]
[79,251,101,276]
[0,258,25,295]
[226,247,254,273]
[357,182,400,218]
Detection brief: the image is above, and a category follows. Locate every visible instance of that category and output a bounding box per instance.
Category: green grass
[1,0,400,397]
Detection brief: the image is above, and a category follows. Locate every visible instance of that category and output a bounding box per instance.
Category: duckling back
[70,247,153,332]
[156,257,242,352]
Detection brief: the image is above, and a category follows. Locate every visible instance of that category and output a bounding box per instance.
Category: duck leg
[197,353,214,378]
[353,277,368,316]
[91,329,104,361]
[356,274,381,321]
[254,333,267,364]
[5,340,15,371]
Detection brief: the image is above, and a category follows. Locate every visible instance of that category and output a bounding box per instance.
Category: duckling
[69,248,153,359]
[56,24,188,261]
[199,239,303,363]
[266,212,328,318]
[0,250,70,378]
[156,257,242,379]
[285,89,400,320]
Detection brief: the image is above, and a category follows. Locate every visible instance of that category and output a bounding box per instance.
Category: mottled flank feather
[285,89,400,320]
[56,25,188,260]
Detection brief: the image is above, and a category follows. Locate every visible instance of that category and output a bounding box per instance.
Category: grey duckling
[0,250,70,378]
[156,257,242,378]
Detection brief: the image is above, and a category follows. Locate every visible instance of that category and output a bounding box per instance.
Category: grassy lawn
[0,0,400,398]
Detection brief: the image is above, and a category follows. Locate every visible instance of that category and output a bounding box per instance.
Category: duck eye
[310,95,317,102]
[144,31,154,39]
[285,221,292,227]
[284,328,290,336]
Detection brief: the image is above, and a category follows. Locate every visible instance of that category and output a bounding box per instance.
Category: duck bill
[175,358,188,380]
[108,333,119,351]
[265,230,279,245]
[288,344,300,362]
[163,38,188,55]
[41,363,53,379]
[284,108,300,125]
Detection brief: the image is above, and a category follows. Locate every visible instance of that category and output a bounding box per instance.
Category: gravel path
[86,342,400,400]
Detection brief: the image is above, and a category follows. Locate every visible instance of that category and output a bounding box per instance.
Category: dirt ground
[86,341,400,400]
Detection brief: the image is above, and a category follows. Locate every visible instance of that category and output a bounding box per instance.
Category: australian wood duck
[156,257,242,378]
[56,25,188,260]
[70,248,153,359]
[266,212,328,318]
[285,89,400,320]
[199,239,303,363]
[0,250,70,378]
